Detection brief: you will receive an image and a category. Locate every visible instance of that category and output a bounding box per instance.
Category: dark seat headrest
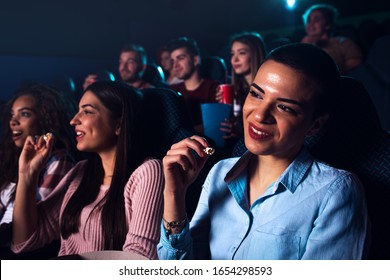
[306,76,382,169]
[366,35,390,84]
[139,88,194,159]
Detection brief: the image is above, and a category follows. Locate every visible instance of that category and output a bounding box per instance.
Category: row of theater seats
[348,35,390,131]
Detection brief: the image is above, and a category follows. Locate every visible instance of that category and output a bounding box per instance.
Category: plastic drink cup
[220,84,234,104]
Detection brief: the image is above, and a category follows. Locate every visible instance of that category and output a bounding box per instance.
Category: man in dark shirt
[168,37,219,134]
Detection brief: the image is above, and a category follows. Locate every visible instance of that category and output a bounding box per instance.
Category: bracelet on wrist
[163,215,187,235]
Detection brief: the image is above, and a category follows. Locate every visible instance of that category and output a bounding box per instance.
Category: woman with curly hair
[0,84,77,226]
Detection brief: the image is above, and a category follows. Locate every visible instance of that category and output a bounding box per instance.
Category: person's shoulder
[66,160,88,176]
[202,79,220,99]
[216,156,241,165]
[311,159,362,188]
[140,158,162,169]
[74,159,88,167]
[203,156,243,189]
[332,36,357,46]
[311,160,366,210]
[53,159,88,194]
[133,158,163,177]
[210,156,241,174]
[49,149,74,162]
[301,35,316,44]
[142,82,156,89]
[203,78,220,87]
[125,159,163,192]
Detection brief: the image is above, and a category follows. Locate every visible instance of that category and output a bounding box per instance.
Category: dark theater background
[0,0,389,101]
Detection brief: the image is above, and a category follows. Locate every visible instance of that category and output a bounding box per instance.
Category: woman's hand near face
[19,134,54,180]
[82,74,98,91]
[162,135,212,222]
[13,133,54,244]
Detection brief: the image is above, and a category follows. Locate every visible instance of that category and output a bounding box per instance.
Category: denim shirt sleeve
[157,182,213,260]
[157,220,193,259]
[157,161,221,260]
[301,173,368,259]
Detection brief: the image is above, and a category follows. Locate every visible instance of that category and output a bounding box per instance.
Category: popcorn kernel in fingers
[203,147,215,155]
[43,132,53,142]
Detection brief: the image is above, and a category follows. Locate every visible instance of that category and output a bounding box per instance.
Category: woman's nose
[70,113,80,126]
[254,104,275,124]
[9,115,19,126]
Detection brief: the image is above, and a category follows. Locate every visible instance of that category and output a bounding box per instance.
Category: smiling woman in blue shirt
[158,43,368,260]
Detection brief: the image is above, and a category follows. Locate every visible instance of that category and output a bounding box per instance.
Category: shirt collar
[225,146,314,193]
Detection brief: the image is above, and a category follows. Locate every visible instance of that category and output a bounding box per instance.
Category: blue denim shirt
[158,148,368,260]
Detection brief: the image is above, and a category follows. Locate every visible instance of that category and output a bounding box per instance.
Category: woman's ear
[306,114,329,137]
[115,121,121,136]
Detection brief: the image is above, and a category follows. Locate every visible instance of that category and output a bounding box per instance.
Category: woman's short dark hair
[264,43,340,118]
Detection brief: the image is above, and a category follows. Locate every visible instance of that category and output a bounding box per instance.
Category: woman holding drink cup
[216,32,267,141]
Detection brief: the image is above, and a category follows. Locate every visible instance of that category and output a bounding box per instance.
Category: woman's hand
[220,118,238,140]
[82,74,98,91]
[19,133,54,179]
[13,133,54,244]
[163,136,211,196]
[162,135,212,225]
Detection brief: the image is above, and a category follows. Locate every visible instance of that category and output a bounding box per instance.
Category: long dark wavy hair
[60,81,145,250]
[0,83,77,199]
[230,31,267,106]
